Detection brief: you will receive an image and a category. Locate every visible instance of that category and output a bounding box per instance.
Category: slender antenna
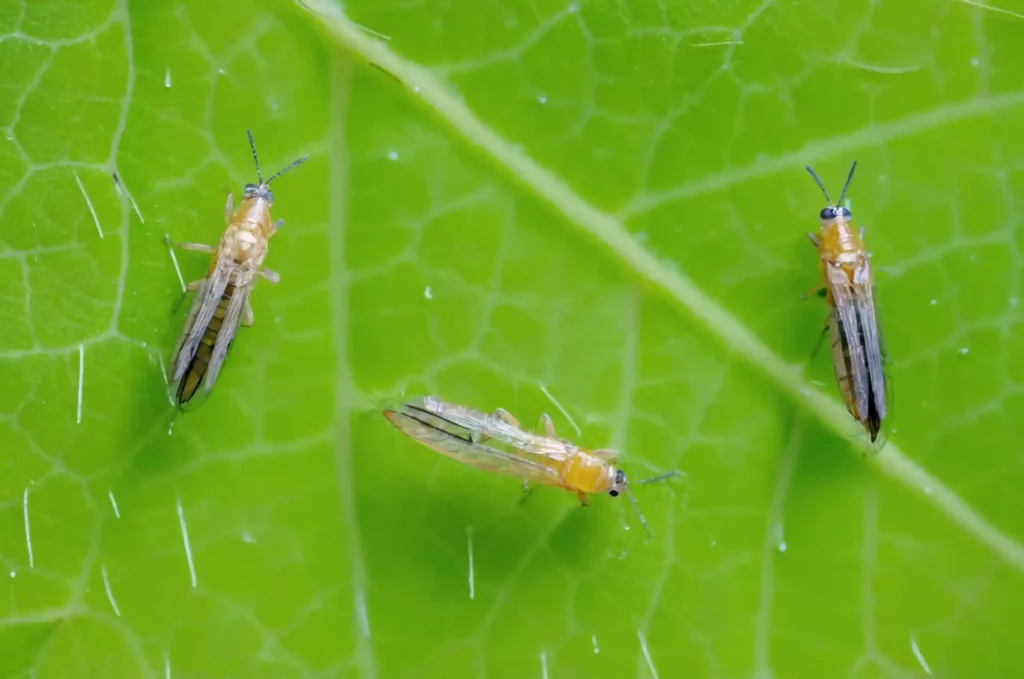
[246,129,309,186]
[624,488,654,539]
[624,469,685,539]
[633,470,684,485]
[805,166,831,204]
[837,160,859,204]
[266,154,310,185]
[246,129,262,185]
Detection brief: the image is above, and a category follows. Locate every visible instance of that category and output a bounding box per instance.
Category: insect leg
[224,193,234,224]
[538,413,557,438]
[493,408,521,428]
[242,299,254,327]
[164,233,217,254]
[518,480,538,506]
[809,314,831,361]
[591,448,620,462]
[806,232,821,247]
[176,242,218,254]
[575,490,591,507]
[269,219,284,236]
[801,285,827,301]
[469,407,520,443]
[171,279,205,314]
[260,268,280,284]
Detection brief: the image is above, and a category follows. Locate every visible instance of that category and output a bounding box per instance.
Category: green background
[1,0,1022,676]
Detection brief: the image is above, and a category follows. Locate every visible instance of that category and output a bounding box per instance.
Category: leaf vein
[327,53,378,678]
[299,0,1024,574]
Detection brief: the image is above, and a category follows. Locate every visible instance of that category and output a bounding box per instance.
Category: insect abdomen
[176,283,237,405]
[829,311,882,441]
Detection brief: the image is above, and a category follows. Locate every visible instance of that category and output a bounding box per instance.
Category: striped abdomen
[176,283,237,405]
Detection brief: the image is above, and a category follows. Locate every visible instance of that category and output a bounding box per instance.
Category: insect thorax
[563,453,614,494]
[230,196,273,234]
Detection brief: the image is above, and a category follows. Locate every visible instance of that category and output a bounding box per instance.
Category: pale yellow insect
[383,396,679,537]
[805,161,887,442]
[166,130,308,408]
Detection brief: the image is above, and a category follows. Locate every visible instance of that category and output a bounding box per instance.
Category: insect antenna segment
[246,129,310,187]
[838,160,858,204]
[621,470,684,540]
[247,129,263,184]
[623,488,653,539]
[806,161,859,206]
[805,166,831,203]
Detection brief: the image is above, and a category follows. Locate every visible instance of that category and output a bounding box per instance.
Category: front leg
[224,193,234,224]
[269,219,284,237]
[177,243,218,254]
[260,268,280,284]
[806,232,820,248]
[165,233,217,255]
[576,490,591,507]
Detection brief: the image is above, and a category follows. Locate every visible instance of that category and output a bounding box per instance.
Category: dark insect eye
[608,489,619,497]
[840,207,852,218]
[819,207,836,220]
[243,183,258,194]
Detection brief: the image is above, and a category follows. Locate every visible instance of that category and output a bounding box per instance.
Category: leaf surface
[1,0,1022,676]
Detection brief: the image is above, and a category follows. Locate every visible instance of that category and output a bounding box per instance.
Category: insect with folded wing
[804,161,888,443]
[383,396,679,537]
[166,130,308,408]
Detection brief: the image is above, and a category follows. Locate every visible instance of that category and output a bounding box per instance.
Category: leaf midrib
[297,0,1024,574]
[327,51,378,679]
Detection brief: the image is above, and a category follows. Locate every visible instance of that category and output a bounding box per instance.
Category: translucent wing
[383,401,564,487]
[825,262,871,425]
[171,249,232,382]
[204,283,249,393]
[414,396,575,461]
[852,260,887,426]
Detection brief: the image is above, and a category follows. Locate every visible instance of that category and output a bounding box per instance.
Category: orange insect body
[806,161,887,443]
[561,450,620,498]
[383,396,627,504]
[217,191,276,276]
[814,217,868,303]
[168,130,308,408]
[383,396,678,536]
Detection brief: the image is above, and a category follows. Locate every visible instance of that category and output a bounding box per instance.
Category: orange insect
[383,396,679,537]
[166,130,308,408]
[805,161,887,442]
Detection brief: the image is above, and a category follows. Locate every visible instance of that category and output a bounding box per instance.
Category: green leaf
[1,0,1022,676]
